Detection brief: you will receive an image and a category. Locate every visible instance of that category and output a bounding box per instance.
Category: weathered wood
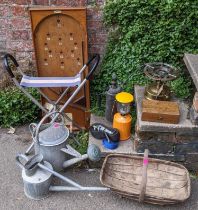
[100,154,191,205]
[193,92,198,112]
[141,99,180,124]
[139,149,148,202]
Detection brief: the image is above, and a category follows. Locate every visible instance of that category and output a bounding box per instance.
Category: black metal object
[89,123,120,142]
[3,53,19,78]
[86,54,100,80]
[105,73,122,122]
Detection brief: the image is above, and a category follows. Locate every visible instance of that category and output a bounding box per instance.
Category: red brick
[89,33,107,44]
[11,5,28,17]
[12,30,30,40]
[0,18,9,29]
[0,41,6,49]
[96,0,104,5]
[15,51,32,60]
[0,5,10,17]
[16,0,31,4]
[30,0,49,5]
[1,0,31,4]
[50,0,86,6]
[87,8,103,20]
[6,40,33,52]
[88,0,104,6]
[10,18,30,29]
[0,28,7,41]
[89,45,105,54]
[87,20,105,31]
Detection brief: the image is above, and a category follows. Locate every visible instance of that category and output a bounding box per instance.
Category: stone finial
[183,53,198,91]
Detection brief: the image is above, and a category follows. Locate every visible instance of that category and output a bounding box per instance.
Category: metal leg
[37,88,55,106]
[49,186,109,192]
[55,87,70,105]
[51,79,87,123]
[13,79,48,114]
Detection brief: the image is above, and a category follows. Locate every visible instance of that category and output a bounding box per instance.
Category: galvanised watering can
[30,111,80,171]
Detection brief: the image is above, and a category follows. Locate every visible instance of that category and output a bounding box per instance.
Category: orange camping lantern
[113,92,133,141]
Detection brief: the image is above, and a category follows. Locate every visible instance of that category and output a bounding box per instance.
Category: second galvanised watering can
[30,111,81,171]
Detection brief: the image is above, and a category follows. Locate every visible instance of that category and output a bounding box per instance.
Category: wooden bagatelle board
[29,7,90,129]
[141,99,180,124]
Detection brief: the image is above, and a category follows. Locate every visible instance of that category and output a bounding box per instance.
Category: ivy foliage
[69,132,89,155]
[92,0,198,99]
[0,87,40,127]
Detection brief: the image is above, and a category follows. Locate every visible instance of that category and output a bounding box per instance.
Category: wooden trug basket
[100,154,191,205]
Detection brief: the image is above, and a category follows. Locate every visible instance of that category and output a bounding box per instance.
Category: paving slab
[135,85,198,132]
[0,126,198,210]
[88,114,134,156]
[184,53,198,90]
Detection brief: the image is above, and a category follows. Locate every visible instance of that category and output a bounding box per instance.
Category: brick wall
[0,0,107,72]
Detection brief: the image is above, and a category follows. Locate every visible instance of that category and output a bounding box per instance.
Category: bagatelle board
[29,7,90,129]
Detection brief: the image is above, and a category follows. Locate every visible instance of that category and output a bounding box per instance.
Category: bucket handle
[16,153,29,170]
[29,123,37,137]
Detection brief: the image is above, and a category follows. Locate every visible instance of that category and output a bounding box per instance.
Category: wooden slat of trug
[106,156,186,176]
[102,172,189,200]
[105,163,186,180]
[104,169,187,189]
[112,191,182,205]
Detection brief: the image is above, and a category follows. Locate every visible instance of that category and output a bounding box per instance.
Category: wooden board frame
[29,7,90,129]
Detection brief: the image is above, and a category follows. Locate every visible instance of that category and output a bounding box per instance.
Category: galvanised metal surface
[34,140,68,172]
[22,161,53,200]
[33,112,70,171]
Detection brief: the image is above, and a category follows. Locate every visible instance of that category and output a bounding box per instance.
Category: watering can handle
[16,153,29,170]
[34,111,65,145]
[29,123,37,137]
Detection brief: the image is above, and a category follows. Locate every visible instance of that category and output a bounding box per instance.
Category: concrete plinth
[135,85,198,132]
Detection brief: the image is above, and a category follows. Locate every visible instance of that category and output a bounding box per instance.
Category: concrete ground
[0,126,198,210]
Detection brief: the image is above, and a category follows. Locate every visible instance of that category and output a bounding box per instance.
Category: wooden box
[141,99,180,124]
